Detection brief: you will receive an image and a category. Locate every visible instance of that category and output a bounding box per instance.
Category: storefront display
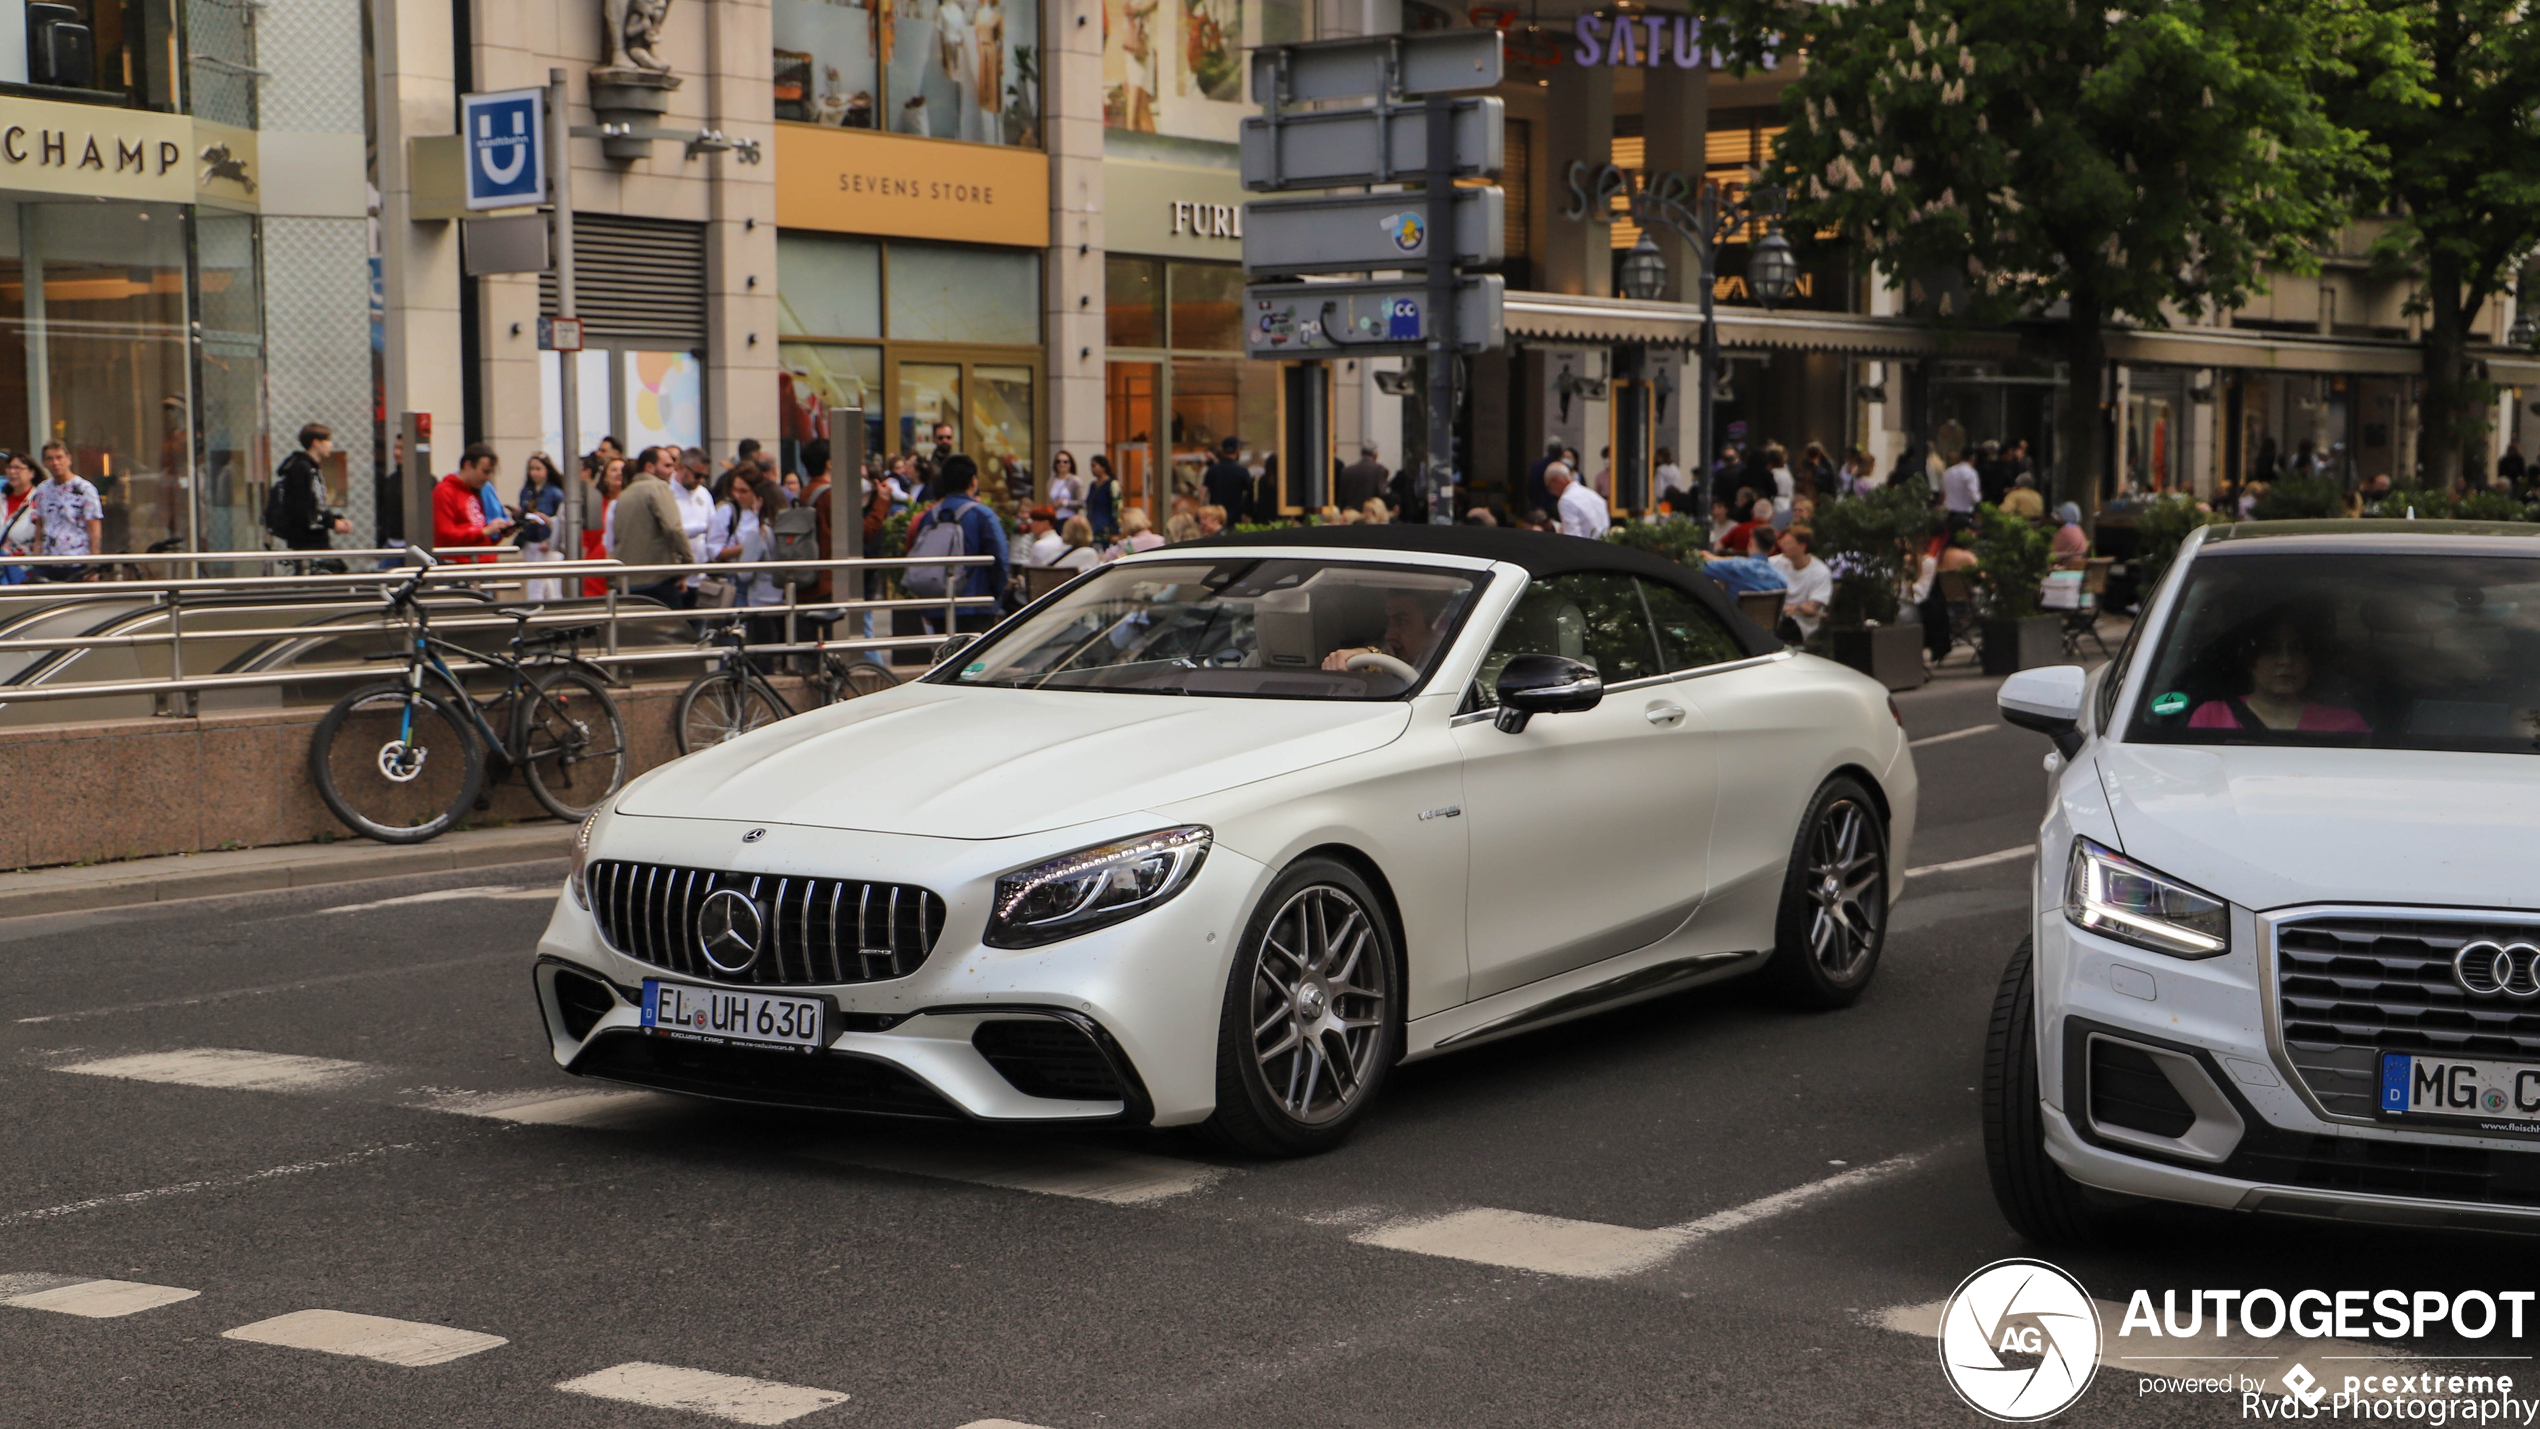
[773,0,1040,147]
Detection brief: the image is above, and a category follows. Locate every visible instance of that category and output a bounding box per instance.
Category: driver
[2189,608,2369,734]
[1322,588,1452,674]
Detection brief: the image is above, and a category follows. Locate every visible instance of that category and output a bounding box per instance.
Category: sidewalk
[0,824,575,921]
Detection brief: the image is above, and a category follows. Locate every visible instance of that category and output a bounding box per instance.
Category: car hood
[2096,743,2540,911]
[616,683,1414,839]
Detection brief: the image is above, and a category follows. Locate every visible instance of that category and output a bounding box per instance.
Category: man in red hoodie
[432,443,513,562]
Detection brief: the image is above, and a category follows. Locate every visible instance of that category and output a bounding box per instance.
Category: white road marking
[802,1140,1228,1205]
[222,1309,507,1366]
[425,1088,678,1129]
[1908,723,1997,748]
[0,1144,415,1230]
[555,1362,849,1424]
[956,1422,1057,1429]
[317,885,556,914]
[58,1048,379,1094]
[1353,1208,1688,1279]
[1355,1148,1941,1279]
[1902,845,2033,879]
[15,952,519,1025]
[3,1278,199,1318]
[1666,1149,1932,1241]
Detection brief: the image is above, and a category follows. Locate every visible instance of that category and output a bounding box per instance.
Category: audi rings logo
[1939,1259,2101,1422]
[2454,940,2540,999]
[696,889,765,975]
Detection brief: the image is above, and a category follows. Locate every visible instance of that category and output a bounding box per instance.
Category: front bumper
[531,814,1268,1126]
[2039,910,2540,1233]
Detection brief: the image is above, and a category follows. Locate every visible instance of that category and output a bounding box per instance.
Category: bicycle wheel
[818,656,903,706]
[310,681,484,844]
[674,668,787,755]
[515,667,628,821]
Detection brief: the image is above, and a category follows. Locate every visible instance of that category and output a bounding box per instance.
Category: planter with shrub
[1970,503,2061,674]
[1806,482,1934,690]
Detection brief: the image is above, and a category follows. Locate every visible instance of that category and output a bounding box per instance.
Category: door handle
[1646,703,1686,726]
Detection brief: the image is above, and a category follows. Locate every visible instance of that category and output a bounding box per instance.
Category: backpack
[263,466,299,541]
[901,501,970,598]
[765,503,822,590]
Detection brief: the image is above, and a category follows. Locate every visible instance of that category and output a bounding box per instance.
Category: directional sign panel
[1244,188,1503,276]
[1243,275,1504,359]
[1241,97,1503,193]
[1249,29,1503,104]
[461,88,545,210]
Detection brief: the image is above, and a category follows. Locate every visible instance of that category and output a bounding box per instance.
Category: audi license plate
[2380,1053,2540,1125]
[641,980,825,1053]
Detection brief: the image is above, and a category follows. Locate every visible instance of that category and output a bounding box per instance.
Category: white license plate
[641,980,825,1053]
[2380,1053,2540,1124]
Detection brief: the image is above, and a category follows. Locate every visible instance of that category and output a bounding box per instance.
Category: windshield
[2127,550,2540,754]
[938,558,1487,699]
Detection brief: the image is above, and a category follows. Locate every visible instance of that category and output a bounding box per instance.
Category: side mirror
[1493,653,1603,734]
[932,632,978,667]
[1999,664,2089,758]
[402,543,440,570]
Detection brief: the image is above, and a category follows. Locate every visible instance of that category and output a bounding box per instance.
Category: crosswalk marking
[59,1048,377,1095]
[221,1309,507,1366]
[555,1362,850,1424]
[2,1277,199,1318]
[802,1140,1228,1205]
[1665,1149,1932,1240]
[425,1088,677,1129]
[318,885,558,915]
[1353,1208,1688,1279]
[956,1421,1058,1428]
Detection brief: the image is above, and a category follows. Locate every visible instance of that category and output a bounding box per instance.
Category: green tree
[2328,0,2540,488]
[1754,0,2363,508]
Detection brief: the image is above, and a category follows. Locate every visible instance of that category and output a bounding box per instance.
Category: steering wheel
[1344,650,1420,683]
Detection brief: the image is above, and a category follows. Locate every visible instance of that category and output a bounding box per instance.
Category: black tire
[1984,936,2117,1246]
[674,669,785,755]
[310,681,484,844]
[1761,775,1890,1007]
[515,668,627,821]
[1202,857,1401,1158]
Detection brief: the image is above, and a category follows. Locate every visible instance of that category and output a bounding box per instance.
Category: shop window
[777,233,882,338]
[625,351,704,452]
[899,362,962,455]
[972,363,1035,497]
[1102,0,1303,142]
[1106,256,1160,349]
[886,243,1039,345]
[1165,357,1273,501]
[777,343,884,469]
[773,0,1041,148]
[1166,261,1240,351]
[1106,359,1159,510]
[4,0,179,111]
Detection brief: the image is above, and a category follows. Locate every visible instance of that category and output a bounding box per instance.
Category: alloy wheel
[1247,884,1388,1126]
[1806,797,1885,980]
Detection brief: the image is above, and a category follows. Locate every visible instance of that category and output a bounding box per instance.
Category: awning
[1502,290,2007,356]
[2103,326,2420,376]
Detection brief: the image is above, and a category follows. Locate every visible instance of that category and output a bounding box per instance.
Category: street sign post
[1242,187,1502,276]
[1241,31,1504,524]
[1243,275,1505,358]
[537,315,584,351]
[460,88,545,211]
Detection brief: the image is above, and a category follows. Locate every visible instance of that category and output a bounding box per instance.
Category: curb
[0,825,576,921]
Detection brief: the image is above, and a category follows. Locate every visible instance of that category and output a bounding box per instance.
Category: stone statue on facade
[601,0,675,75]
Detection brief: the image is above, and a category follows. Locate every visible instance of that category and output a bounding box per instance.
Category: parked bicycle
[672,616,900,755]
[311,548,628,843]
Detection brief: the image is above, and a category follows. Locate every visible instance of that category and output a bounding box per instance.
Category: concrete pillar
[701,0,780,460]
[1642,63,1706,304]
[372,0,464,464]
[1045,0,1105,488]
[1539,63,1611,298]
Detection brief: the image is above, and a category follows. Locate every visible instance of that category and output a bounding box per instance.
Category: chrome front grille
[586,859,947,987]
[2274,910,2540,1119]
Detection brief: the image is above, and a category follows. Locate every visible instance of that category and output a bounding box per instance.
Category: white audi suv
[1988,519,2540,1237]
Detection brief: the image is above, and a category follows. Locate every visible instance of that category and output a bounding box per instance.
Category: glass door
[1106,359,1158,518]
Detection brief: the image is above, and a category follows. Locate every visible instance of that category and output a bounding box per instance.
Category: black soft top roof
[1180,524,1781,658]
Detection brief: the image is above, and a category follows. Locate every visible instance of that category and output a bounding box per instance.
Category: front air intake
[2089,1038,2197,1139]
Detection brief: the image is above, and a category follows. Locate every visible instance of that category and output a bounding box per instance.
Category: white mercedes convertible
[533,527,1917,1154]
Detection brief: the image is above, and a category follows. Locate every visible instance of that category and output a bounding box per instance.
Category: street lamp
[1622,179,1791,516]
[2511,310,2540,351]
[1620,234,1669,302]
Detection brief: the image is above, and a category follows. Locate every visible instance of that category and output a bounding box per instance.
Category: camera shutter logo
[1938,1259,2101,1421]
[696,889,765,975]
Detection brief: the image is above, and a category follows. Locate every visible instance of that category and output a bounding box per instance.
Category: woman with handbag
[516,452,566,601]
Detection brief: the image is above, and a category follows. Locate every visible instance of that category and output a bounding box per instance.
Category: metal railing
[0,549,999,715]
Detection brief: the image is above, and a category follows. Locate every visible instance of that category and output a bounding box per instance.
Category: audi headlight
[2064,837,2228,959]
[570,808,601,908]
[985,826,1212,949]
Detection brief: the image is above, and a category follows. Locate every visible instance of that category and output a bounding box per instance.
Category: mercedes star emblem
[742,827,767,843]
[696,888,765,975]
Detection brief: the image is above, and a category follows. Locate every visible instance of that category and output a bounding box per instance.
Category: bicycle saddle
[497,604,545,620]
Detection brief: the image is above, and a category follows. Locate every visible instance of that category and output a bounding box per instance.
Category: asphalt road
[3,670,2530,1428]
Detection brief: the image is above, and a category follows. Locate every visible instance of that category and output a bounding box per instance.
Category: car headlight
[570,808,601,909]
[2064,836,2228,958]
[985,826,1212,949]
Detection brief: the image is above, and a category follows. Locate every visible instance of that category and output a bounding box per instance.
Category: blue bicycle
[310,549,628,842]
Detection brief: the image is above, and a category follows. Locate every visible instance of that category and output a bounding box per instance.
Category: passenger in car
[2188,610,2371,734]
